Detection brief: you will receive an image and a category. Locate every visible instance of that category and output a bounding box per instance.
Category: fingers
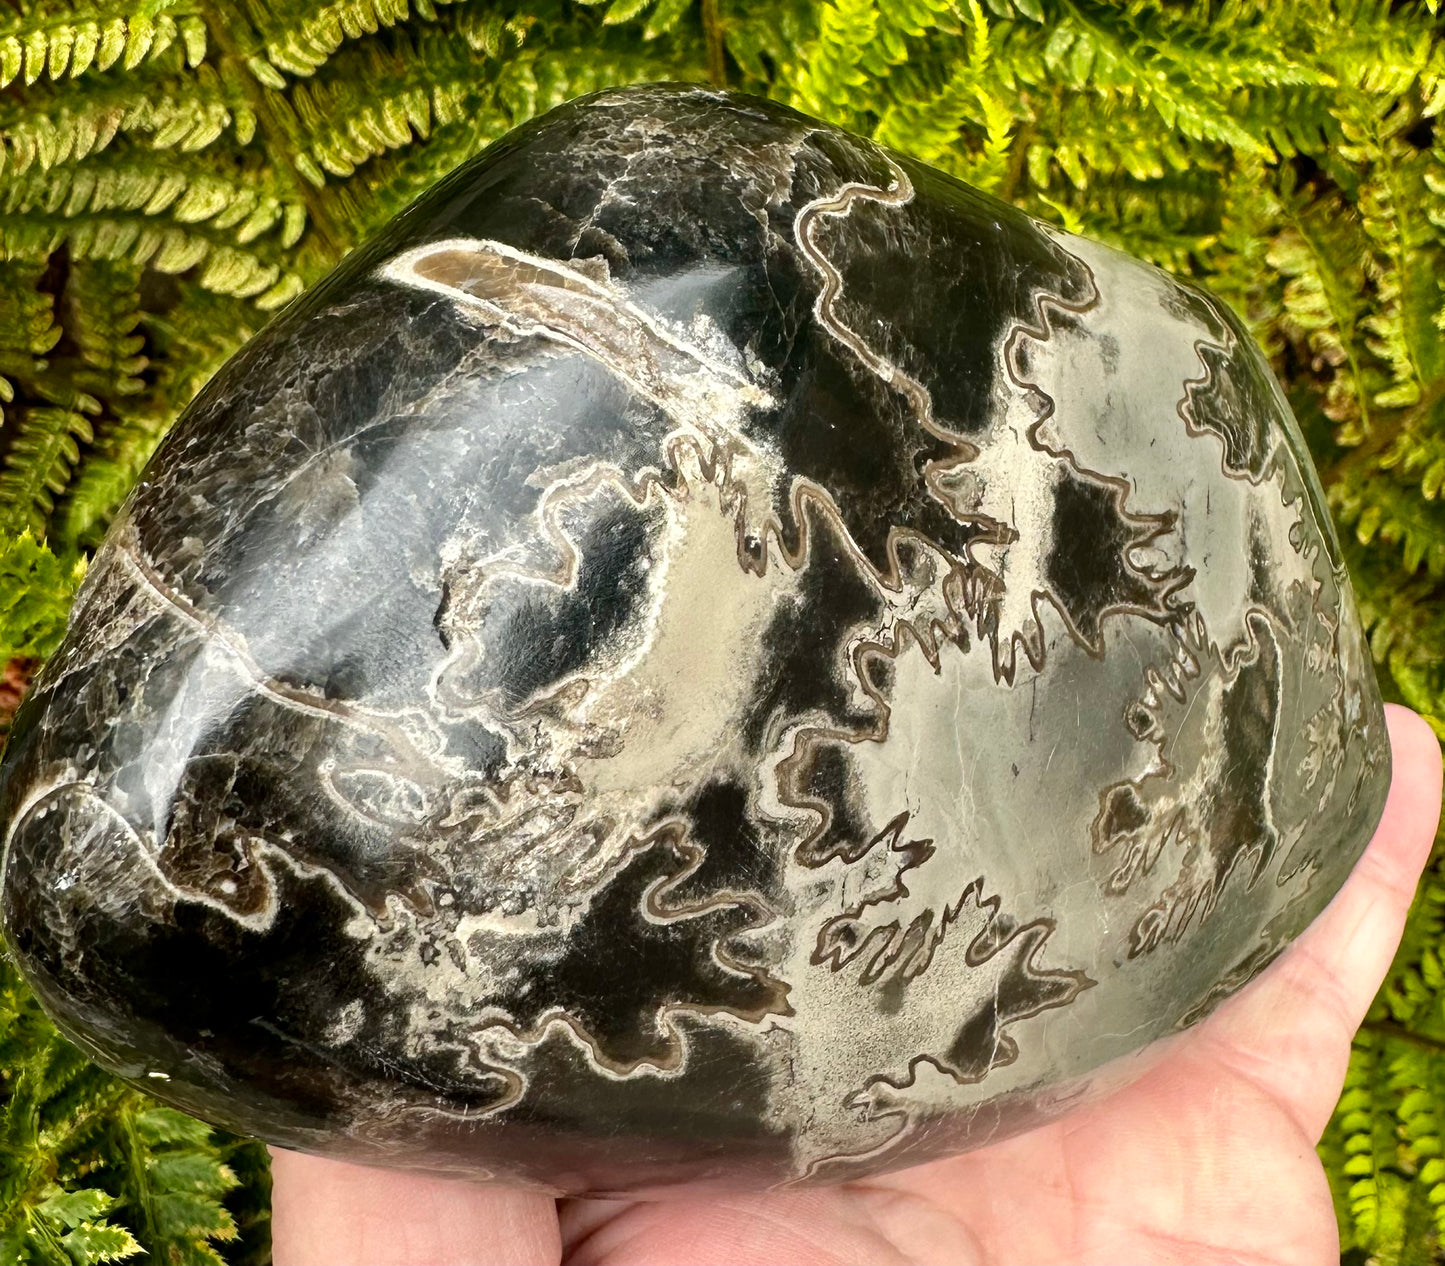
[558,1189,921,1266]
[1199,704,1442,1140]
[1262,705,1442,1033]
[269,1148,562,1266]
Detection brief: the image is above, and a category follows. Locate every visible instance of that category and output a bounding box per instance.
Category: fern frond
[0,531,85,660]
[0,8,200,90]
[1380,412,1445,502]
[0,406,97,537]
[0,66,251,179]
[787,0,878,121]
[106,1106,239,1266]
[257,0,459,78]
[2,151,303,251]
[1332,463,1445,576]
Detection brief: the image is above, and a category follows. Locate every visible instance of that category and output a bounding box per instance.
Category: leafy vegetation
[0,0,1441,1260]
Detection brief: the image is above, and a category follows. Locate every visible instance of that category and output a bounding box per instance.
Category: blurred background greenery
[0,1,1442,1261]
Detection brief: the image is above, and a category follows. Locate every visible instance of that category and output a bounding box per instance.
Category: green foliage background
[0,0,1441,1260]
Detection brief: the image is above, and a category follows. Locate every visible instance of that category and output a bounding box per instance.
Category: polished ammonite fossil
[0,84,1391,1193]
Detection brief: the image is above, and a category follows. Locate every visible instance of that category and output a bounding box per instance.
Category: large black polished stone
[0,85,1390,1193]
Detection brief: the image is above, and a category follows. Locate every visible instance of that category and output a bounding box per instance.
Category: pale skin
[270,705,1443,1266]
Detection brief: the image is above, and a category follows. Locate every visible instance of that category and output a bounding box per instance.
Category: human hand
[270,704,1443,1266]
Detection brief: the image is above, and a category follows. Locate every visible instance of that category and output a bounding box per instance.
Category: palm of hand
[272,707,1442,1266]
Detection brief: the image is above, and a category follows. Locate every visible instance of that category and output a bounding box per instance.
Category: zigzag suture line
[372,160,1246,1100]
[382,155,1226,894]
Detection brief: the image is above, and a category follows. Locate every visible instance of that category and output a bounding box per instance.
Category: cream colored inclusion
[570,454,796,805]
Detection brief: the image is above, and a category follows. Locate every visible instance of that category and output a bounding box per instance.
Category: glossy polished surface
[0,85,1391,1193]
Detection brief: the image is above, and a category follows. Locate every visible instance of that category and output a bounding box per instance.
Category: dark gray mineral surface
[0,84,1391,1194]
